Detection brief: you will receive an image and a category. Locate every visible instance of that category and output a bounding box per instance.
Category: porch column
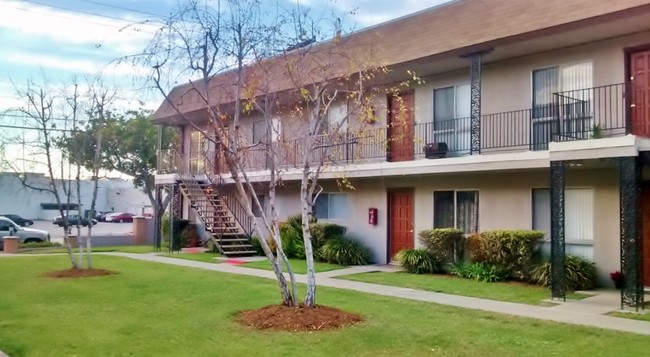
[619,156,644,310]
[169,184,175,254]
[153,184,163,252]
[462,50,490,155]
[550,160,566,301]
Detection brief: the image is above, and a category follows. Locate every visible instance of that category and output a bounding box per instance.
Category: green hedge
[473,230,544,281]
[418,228,465,264]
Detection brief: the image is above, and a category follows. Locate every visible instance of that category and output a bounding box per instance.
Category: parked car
[96,211,115,222]
[0,214,33,227]
[105,212,135,223]
[52,214,98,227]
[0,217,50,250]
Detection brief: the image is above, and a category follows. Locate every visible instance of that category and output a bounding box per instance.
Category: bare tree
[1,77,117,270]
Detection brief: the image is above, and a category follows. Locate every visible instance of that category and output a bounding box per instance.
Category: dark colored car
[96,211,115,222]
[0,214,34,227]
[106,212,135,223]
[52,214,98,227]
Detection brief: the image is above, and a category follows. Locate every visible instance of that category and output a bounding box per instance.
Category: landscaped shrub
[161,215,190,251]
[279,215,346,260]
[19,241,62,249]
[320,236,372,266]
[473,230,544,280]
[311,223,346,249]
[449,262,507,283]
[280,215,305,259]
[251,236,278,256]
[395,249,441,274]
[418,228,465,264]
[530,255,597,291]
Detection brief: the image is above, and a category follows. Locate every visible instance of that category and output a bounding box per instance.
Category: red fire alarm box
[368,208,378,225]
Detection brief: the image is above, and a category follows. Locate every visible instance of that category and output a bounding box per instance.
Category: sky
[0,0,449,175]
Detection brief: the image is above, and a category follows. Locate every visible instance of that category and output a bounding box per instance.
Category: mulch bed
[44,269,117,279]
[238,304,364,332]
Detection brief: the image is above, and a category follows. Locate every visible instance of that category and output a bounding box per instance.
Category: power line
[77,0,166,19]
[21,0,148,23]
[0,124,73,132]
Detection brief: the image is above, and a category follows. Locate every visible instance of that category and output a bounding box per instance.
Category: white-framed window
[271,118,281,142]
[532,61,593,119]
[327,102,348,132]
[252,194,266,217]
[433,190,478,233]
[433,84,471,124]
[314,193,348,220]
[252,120,266,144]
[433,84,470,152]
[532,187,594,259]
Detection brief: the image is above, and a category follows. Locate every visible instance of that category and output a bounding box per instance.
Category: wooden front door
[630,49,650,137]
[642,184,650,286]
[388,190,414,260]
[388,92,415,161]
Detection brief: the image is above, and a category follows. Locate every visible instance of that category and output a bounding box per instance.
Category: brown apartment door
[642,184,650,287]
[388,92,415,161]
[388,190,414,260]
[630,49,650,137]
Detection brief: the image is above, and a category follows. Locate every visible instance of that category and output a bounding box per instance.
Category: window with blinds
[532,187,594,260]
[532,62,593,119]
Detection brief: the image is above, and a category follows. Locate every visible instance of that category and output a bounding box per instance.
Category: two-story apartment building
[153,0,650,308]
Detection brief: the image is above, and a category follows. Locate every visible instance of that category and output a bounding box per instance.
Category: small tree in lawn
[278,32,421,305]
[132,0,304,306]
[0,78,112,269]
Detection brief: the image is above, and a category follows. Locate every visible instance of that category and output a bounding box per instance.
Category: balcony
[158,83,633,175]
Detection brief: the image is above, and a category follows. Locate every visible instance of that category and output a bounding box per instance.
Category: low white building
[0,172,151,220]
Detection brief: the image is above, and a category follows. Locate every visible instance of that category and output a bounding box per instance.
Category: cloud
[329,0,452,27]
[0,0,160,56]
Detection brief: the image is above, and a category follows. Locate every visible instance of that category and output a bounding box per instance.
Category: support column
[619,156,644,310]
[153,184,163,252]
[169,184,175,254]
[550,161,566,301]
[462,50,490,155]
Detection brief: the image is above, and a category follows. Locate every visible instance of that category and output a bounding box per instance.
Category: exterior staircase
[176,173,256,257]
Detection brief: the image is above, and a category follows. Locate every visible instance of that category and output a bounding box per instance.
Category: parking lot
[28,220,136,246]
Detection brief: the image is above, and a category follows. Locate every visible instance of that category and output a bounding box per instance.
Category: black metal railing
[553,83,627,142]
[156,83,631,173]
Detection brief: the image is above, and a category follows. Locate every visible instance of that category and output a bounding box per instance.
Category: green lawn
[159,252,222,263]
[336,272,589,305]
[609,303,650,322]
[1,256,648,357]
[18,245,154,254]
[241,258,345,274]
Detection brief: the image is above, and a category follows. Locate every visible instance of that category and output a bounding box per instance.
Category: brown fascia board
[152,0,650,124]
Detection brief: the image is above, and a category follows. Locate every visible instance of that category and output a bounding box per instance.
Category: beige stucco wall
[267,167,620,286]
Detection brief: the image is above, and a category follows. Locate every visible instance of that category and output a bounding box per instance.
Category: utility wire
[77,0,167,18]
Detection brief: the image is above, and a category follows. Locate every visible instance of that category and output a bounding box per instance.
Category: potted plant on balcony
[610,271,623,289]
[424,142,448,159]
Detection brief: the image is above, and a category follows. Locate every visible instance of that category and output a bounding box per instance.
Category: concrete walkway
[93,252,650,336]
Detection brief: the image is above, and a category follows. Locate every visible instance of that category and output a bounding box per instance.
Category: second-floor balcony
[158,82,641,175]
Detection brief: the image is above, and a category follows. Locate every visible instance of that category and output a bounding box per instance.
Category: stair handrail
[202,152,255,238]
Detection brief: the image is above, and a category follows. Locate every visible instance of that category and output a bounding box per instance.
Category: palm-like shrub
[395,249,441,274]
[530,255,597,291]
[320,236,372,266]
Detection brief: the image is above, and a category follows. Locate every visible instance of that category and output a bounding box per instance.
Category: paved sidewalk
[98,252,650,336]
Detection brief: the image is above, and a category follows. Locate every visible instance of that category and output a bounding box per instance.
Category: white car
[0,217,50,250]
